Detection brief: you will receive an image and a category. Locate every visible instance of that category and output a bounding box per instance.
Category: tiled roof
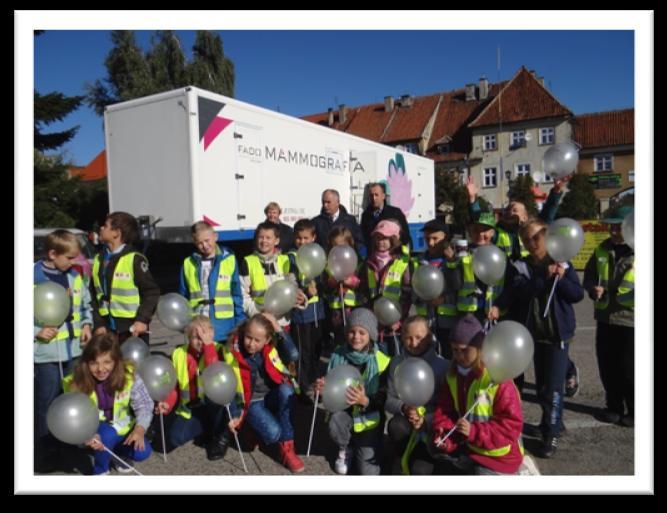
[572,109,634,149]
[468,67,572,128]
[68,150,107,182]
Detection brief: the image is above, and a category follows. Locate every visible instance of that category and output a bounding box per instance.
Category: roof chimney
[384,96,394,112]
[339,104,347,125]
[327,108,334,127]
[537,76,545,87]
[400,94,414,108]
[465,83,476,101]
[479,76,489,100]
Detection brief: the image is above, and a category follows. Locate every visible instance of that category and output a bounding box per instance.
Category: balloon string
[102,445,144,475]
[56,341,64,382]
[393,331,401,357]
[312,301,318,328]
[543,274,560,318]
[225,404,248,473]
[434,387,491,448]
[340,284,346,326]
[160,411,167,463]
[307,390,319,458]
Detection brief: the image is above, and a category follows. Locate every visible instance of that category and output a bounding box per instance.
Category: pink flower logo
[383,153,414,215]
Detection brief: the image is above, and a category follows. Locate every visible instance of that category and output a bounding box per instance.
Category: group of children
[34,185,634,475]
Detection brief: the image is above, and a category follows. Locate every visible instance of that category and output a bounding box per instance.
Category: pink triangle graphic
[202,215,221,227]
[203,116,233,151]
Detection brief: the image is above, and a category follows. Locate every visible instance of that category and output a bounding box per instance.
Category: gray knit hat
[345,308,379,342]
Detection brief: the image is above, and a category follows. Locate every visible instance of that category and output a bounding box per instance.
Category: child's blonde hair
[44,229,80,256]
[519,217,548,244]
[185,314,213,339]
[328,226,354,248]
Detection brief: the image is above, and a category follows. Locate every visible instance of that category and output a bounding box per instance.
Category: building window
[511,130,526,149]
[404,142,418,154]
[594,154,614,172]
[437,143,451,154]
[483,167,498,188]
[483,134,497,151]
[516,163,531,178]
[540,127,555,145]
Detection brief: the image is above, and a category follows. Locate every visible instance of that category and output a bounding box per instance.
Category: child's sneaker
[334,447,353,475]
[565,364,580,398]
[114,455,135,473]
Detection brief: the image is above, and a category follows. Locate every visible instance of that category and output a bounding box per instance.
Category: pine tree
[557,173,599,220]
[34,91,83,151]
[147,30,188,91]
[187,31,235,97]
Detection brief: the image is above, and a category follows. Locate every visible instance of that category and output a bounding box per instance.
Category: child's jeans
[93,422,152,474]
[245,384,295,445]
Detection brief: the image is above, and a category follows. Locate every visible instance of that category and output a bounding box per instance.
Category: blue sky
[34,30,634,167]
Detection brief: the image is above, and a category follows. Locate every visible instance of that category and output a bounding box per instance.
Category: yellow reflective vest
[183,252,236,319]
[92,252,141,319]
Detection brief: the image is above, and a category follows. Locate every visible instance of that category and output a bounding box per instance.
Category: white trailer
[104,86,435,251]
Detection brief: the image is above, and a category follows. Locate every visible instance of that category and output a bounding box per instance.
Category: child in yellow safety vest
[63,333,154,475]
[34,229,93,473]
[90,212,160,345]
[314,308,390,475]
[360,219,411,357]
[225,314,304,473]
[323,226,363,350]
[153,315,232,461]
[178,221,245,343]
[239,221,304,365]
[432,315,524,475]
[385,316,449,475]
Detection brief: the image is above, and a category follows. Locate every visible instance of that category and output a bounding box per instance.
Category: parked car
[34,228,97,280]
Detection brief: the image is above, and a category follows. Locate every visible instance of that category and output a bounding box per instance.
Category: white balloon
[472,245,507,286]
[621,211,634,250]
[327,245,358,281]
[542,142,579,180]
[482,321,534,383]
[545,218,585,262]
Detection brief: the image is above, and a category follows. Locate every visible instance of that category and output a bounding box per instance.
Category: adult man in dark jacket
[312,189,365,253]
[361,183,412,250]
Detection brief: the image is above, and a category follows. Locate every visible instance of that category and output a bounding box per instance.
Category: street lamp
[505,169,512,206]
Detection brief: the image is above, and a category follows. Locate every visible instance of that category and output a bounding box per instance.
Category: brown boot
[278,440,305,473]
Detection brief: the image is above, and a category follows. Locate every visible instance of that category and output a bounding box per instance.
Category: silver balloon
[322,364,363,413]
[542,141,579,180]
[202,361,238,406]
[156,293,193,332]
[412,265,445,301]
[472,245,507,286]
[47,392,99,445]
[327,245,358,281]
[482,321,534,384]
[621,211,634,250]
[296,242,327,281]
[394,357,435,408]
[34,281,71,327]
[121,337,150,367]
[263,280,298,317]
[545,218,585,262]
[373,296,402,327]
[138,355,177,402]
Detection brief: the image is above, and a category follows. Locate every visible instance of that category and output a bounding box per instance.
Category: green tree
[147,30,188,91]
[86,30,236,115]
[508,175,539,217]
[86,30,155,115]
[33,74,86,227]
[557,173,599,220]
[187,31,235,97]
[435,169,490,234]
[34,91,83,151]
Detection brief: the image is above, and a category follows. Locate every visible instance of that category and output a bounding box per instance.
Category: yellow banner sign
[572,220,610,271]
